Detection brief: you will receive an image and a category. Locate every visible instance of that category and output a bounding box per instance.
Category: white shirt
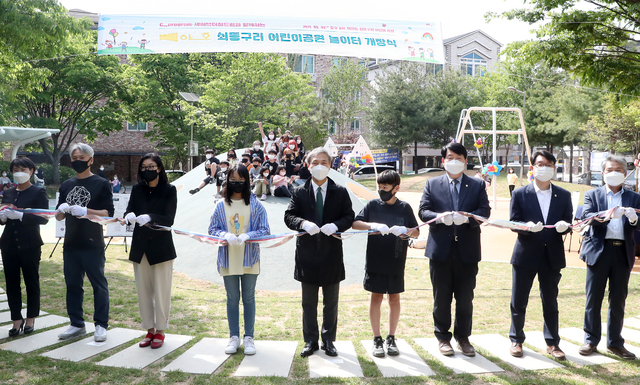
[311,178,327,205]
[533,182,552,224]
[605,185,625,240]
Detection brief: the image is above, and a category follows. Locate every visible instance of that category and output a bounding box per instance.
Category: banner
[97,15,444,64]
[371,149,399,163]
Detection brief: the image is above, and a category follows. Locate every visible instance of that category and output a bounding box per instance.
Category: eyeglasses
[140,165,158,171]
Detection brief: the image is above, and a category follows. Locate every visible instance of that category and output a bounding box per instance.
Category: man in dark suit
[419,142,491,357]
[578,154,640,360]
[508,150,573,360]
[284,147,355,358]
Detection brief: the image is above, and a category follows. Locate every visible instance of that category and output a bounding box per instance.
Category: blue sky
[59,0,538,47]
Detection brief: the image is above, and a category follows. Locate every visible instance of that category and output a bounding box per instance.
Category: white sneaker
[225,336,240,354]
[260,194,267,201]
[94,325,107,342]
[243,336,256,355]
[58,325,86,340]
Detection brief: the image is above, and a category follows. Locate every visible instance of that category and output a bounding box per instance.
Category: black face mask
[142,169,158,183]
[242,159,249,164]
[378,188,395,202]
[228,154,235,159]
[228,181,245,194]
[71,159,91,173]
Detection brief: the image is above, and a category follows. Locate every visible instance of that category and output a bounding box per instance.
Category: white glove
[369,223,390,235]
[0,210,7,222]
[223,232,238,245]
[625,208,638,224]
[452,212,469,225]
[320,223,339,236]
[136,214,151,226]
[555,220,570,233]
[237,233,250,244]
[69,205,87,217]
[438,212,453,226]
[612,207,624,219]
[5,210,23,221]
[390,225,407,236]
[301,221,320,235]
[527,221,543,233]
[57,203,71,214]
[124,212,137,225]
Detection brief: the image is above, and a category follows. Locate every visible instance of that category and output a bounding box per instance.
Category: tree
[0,31,128,184]
[489,0,640,95]
[196,53,319,148]
[583,94,640,154]
[319,58,368,137]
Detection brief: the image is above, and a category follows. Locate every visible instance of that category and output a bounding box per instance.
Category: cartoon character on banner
[102,40,114,49]
[474,138,484,149]
[419,48,425,58]
[139,39,150,49]
[483,161,503,177]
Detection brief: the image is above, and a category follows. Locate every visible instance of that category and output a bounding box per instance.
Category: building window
[350,120,361,131]
[333,57,348,67]
[425,63,443,76]
[127,121,148,131]
[294,55,314,74]
[460,53,487,77]
[327,121,337,134]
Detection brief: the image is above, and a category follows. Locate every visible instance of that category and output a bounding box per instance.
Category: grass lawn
[1,244,639,384]
[359,172,594,204]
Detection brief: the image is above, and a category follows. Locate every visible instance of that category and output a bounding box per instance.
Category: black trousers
[509,185,515,197]
[301,282,340,343]
[509,250,562,346]
[584,241,631,348]
[1,246,41,321]
[429,244,478,341]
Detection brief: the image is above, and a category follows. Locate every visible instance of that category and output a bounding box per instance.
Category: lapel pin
[465,185,468,188]
[554,194,557,197]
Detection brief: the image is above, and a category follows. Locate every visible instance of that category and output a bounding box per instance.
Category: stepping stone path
[469,334,564,370]
[363,339,435,377]
[234,341,298,377]
[0,282,636,379]
[414,338,503,374]
[308,341,363,378]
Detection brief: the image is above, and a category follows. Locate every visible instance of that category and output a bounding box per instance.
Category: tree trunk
[585,146,592,184]
[569,142,574,184]
[413,141,418,173]
[52,162,60,185]
[398,149,404,174]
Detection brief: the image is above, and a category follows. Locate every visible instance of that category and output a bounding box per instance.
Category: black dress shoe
[300,341,319,357]
[321,340,338,357]
[8,319,25,337]
[24,319,35,335]
[608,345,636,360]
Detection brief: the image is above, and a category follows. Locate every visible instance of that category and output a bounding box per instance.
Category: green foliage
[319,58,368,137]
[489,0,640,96]
[583,94,640,154]
[37,163,76,184]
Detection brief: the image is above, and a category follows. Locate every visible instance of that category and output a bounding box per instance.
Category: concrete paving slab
[233,340,297,377]
[469,334,564,371]
[361,339,435,377]
[0,309,48,325]
[0,294,6,301]
[0,287,4,293]
[414,337,503,374]
[308,341,363,378]
[0,323,95,353]
[0,302,23,311]
[42,328,144,362]
[161,338,231,374]
[97,333,193,369]
[625,318,640,330]
[600,322,640,345]
[526,331,616,366]
[559,327,640,357]
[0,315,68,340]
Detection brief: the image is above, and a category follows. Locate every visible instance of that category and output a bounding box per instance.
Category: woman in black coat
[0,158,49,336]
[124,153,177,349]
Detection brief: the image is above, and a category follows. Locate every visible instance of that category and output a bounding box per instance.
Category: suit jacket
[510,183,573,271]
[125,182,177,265]
[418,173,491,263]
[284,177,355,285]
[580,186,640,268]
[0,186,49,250]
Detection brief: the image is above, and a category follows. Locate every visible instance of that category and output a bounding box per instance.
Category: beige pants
[253,180,269,196]
[133,254,173,330]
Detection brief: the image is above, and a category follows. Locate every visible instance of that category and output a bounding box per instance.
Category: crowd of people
[1,139,639,364]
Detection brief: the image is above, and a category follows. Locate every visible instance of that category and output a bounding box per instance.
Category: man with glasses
[56,143,114,342]
[508,150,572,360]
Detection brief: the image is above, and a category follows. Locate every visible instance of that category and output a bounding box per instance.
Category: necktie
[316,186,323,223]
[452,179,459,211]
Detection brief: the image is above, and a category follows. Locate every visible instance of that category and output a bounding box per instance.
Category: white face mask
[268,134,275,140]
[534,166,554,182]
[289,145,295,150]
[263,173,270,177]
[114,176,118,180]
[205,154,212,159]
[2,173,6,177]
[311,165,330,180]
[269,155,276,161]
[297,139,301,144]
[280,172,286,176]
[220,167,227,172]
[604,171,625,187]
[444,159,465,175]
[13,172,30,184]
[254,145,260,150]
[100,167,104,171]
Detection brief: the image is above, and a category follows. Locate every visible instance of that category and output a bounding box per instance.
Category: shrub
[37,163,76,184]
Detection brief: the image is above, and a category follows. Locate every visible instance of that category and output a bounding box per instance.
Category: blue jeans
[223,274,258,337]
[63,248,110,328]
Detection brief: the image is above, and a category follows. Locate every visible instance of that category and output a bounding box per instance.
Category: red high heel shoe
[139,332,154,348]
[151,333,165,349]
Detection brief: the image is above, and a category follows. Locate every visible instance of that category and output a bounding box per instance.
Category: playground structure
[456,107,532,208]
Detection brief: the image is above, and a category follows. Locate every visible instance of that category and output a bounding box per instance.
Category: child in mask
[249,157,262,182]
[352,170,419,358]
[253,166,271,201]
[0,171,11,191]
[258,122,277,154]
[262,149,279,178]
[112,175,121,193]
[189,149,219,195]
[250,141,264,163]
[216,161,230,199]
[272,165,292,198]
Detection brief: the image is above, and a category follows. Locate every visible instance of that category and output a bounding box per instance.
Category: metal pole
[492,108,497,208]
[519,92,526,186]
[190,123,194,171]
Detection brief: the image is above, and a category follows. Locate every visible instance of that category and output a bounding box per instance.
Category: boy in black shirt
[352,170,419,357]
[189,149,219,195]
[215,160,229,198]
[262,149,278,178]
[55,143,114,342]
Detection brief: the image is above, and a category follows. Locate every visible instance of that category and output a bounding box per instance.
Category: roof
[67,9,99,29]
[0,127,61,159]
[443,30,503,47]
